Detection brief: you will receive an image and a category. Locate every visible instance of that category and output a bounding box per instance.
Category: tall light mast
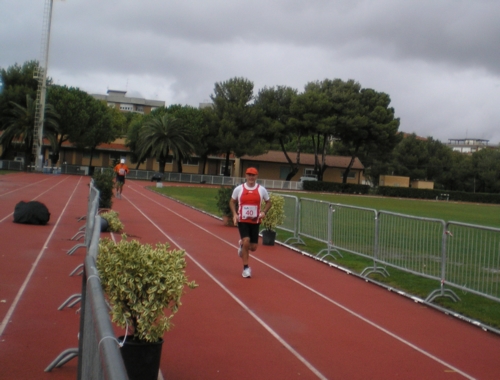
[33,0,54,171]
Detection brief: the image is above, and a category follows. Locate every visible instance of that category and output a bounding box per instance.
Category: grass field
[151,184,500,331]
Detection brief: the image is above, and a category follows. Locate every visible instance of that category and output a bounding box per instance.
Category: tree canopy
[6,58,500,195]
[137,113,194,173]
[0,95,59,166]
[255,86,299,180]
[209,77,265,175]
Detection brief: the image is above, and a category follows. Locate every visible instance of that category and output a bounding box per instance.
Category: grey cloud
[2,0,500,144]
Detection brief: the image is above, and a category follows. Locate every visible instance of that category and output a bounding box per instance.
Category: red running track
[1,173,500,379]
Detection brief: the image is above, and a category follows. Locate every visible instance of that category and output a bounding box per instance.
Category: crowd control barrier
[276,196,500,309]
[45,184,128,379]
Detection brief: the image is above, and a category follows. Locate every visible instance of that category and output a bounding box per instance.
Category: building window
[119,104,134,111]
[304,168,315,176]
[343,171,356,179]
[83,152,101,159]
[220,164,232,176]
[136,106,144,113]
[156,155,173,164]
[109,154,124,165]
[182,157,199,166]
[279,166,291,180]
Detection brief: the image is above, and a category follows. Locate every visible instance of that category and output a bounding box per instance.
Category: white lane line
[0,177,83,337]
[0,176,71,224]
[124,190,328,380]
[127,185,476,380]
[0,176,53,197]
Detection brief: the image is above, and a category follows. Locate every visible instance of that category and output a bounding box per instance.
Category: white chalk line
[126,184,476,380]
[0,177,83,337]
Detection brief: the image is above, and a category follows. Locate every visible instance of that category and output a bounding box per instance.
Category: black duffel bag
[13,201,51,225]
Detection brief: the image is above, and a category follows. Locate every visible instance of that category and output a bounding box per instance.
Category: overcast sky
[2,0,500,144]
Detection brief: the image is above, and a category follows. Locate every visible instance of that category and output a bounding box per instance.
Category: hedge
[302,181,500,204]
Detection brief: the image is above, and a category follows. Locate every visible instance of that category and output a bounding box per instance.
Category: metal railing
[442,221,500,303]
[0,160,24,171]
[2,160,306,190]
[278,194,304,245]
[275,197,500,305]
[45,183,128,379]
[126,170,305,190]
[77,225,128,380]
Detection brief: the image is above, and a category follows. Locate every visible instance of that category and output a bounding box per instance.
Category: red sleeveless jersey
[237,184,262,224]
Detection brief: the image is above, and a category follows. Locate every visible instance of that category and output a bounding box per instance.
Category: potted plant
[97,236,197,380]
[215,186,237,226]
[261,193,285,245]
[92,168,115,209]
[99,210,124,232]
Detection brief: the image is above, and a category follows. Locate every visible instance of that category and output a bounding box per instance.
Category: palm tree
[0,95,59,168]
[138,114,194,173]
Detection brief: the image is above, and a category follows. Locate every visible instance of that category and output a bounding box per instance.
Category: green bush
[100,210,124,232]
[97,236,198,342]
[303,181,370,194]
[261,193,285,231]
[92,168,115,208]
[375,186,500,204]
[215,186,236,217]
[303,180,500,205]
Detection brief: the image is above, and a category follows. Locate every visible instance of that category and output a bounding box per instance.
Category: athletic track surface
[0,173,499,380]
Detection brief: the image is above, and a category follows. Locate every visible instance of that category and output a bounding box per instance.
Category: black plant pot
[262,230,276,246]
[100,217,109,232]
[119,336,163,380]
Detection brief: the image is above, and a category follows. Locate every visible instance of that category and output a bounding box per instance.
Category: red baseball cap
[246,167,258,175]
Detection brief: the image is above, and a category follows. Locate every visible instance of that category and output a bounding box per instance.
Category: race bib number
[242,205,258,219]
[118,168,126,175]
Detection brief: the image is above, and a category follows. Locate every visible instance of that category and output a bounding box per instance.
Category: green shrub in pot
[97,236,198,342]
[261,193,285,232]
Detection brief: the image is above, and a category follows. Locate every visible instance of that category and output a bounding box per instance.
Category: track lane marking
[0,175,53,197]
[0,177,83,337]
[0,176,70,223]
[124,188,328,380]
[126,184,476,380]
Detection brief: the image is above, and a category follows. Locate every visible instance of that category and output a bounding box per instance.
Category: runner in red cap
[229,167,272,278]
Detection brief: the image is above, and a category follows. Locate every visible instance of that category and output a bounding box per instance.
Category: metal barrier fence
[77,217,128,380]
[7,158,498,305]
[2,160,306,190]
[67,181,100,255]
[277,197,500,305]
[377,211,446,281]
[443,221,500,303]
[0,160,24,171]
[277,194,304,246]
[45,182,128,379]
[298,198,331,244]
[126,169,304,190]
[330,204,377,261]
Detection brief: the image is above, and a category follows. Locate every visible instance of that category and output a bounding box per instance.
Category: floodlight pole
[33,0,54,172]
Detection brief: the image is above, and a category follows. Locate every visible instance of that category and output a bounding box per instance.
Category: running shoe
[242,267,251,278]
[237,240,242,257]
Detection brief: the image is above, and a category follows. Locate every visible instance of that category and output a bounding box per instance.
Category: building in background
[91,89,165,114]
[447,138,491,154]
[238,151,365,184]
